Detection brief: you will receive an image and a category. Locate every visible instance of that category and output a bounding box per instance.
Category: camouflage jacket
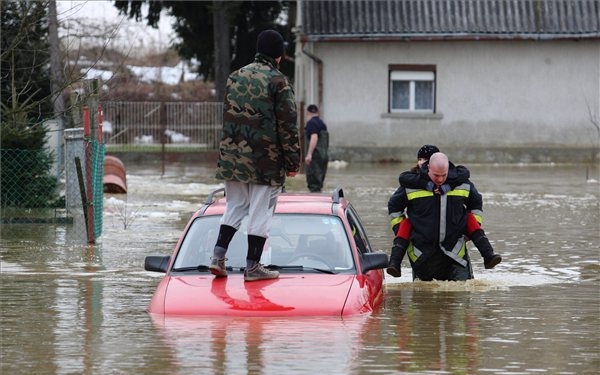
[216,53,300,186]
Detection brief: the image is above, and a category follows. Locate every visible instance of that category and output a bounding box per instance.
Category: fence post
[83,107,95,244]
[84,79,100,141]
[74,157,90,241]
[44,118,63,179]
[160,102,166,176]
[64,128,84,241]
[98,105,103,141]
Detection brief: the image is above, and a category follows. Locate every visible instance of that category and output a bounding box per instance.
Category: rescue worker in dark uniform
[387,152,494,281]
[387,145,501,277]
[304,104,329,192]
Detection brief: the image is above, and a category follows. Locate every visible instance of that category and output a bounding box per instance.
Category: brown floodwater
[1,161,599,374]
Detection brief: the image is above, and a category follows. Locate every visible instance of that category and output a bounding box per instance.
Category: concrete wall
[295,39,600,162]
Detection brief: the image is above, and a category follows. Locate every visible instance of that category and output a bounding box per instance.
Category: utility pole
[48,0,66,125]
[212,1,231,100]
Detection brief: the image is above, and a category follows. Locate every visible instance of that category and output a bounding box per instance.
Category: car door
[345,205,384,307]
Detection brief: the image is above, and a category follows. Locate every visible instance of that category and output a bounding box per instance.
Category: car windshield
[172,213,356,273]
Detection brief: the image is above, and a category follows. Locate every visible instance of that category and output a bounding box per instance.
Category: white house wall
[301,40,599,153]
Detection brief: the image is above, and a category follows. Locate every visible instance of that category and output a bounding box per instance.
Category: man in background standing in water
[304,104,329,192]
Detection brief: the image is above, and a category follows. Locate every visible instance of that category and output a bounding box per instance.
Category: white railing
[101,101,223,151]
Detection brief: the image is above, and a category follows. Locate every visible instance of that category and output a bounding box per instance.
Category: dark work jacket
[398,162,470,190]
[388,179,483,263]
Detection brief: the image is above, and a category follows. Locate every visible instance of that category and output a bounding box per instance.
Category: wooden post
[82,106,95,244]
[74,157,89,242]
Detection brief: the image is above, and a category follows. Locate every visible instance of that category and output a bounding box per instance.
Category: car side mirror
[145,255,171,273]
[360,252,388,273]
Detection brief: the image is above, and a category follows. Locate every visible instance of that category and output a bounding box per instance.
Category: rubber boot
[387,237,408,277]
[470,229,502,269]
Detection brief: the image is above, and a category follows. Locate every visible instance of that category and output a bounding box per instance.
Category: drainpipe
[301,39,323,111]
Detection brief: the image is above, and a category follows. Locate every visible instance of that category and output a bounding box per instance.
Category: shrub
[1,121,58,208]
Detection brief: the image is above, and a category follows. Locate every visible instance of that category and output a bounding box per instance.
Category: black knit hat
[307,104,319,113]
[417,144,440,159]
[256,29,285,58]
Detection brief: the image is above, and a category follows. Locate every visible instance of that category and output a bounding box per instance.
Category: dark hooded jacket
[398,161,470,190]
[388,163,483,263]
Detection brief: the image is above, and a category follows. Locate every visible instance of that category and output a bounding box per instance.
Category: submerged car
[144,187,388,317]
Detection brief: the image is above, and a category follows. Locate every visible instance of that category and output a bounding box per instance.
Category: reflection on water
[1,162,599,374]
[150,314,373,374]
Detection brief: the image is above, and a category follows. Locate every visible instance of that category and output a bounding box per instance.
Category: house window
[389,65,436,113]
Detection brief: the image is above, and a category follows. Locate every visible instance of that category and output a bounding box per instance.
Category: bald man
[387,152,499,281]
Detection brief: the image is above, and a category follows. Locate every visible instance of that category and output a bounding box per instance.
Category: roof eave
[302,33,600,43]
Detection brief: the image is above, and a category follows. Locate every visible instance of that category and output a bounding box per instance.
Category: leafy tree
[113,1,295,99]
[1,0,53,123]
[1,0,58,208]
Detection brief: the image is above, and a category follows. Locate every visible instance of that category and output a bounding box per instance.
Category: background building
[294,0,600,163]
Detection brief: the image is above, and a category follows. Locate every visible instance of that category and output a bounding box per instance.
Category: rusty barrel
[103,155,127,194]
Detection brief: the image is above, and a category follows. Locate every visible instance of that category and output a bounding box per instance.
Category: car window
[173,213,356,272]
[346,205,372,254]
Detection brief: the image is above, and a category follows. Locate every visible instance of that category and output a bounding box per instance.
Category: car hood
[150,274,362,317]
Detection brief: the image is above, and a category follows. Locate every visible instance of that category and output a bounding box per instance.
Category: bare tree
[586,99,600,141]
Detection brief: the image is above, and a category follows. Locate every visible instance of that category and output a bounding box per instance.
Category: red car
[144,187,388,317]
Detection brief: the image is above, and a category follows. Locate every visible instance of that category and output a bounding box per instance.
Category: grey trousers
[220,180,280,238]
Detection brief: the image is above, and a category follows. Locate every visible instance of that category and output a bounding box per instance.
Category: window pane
[414,81,433,110]
[391,71,434,80]
[391,81,409,110]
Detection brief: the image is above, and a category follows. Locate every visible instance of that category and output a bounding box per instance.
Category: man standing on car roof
[209,29,301,282]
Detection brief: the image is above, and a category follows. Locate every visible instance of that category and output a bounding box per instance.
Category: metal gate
[101,101,223,151]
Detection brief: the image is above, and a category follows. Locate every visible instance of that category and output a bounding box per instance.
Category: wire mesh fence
[2,101,219,242]
[91,140,105,237]
[64,128,105,243]
[1,137,105,242]
[1,148,65,223]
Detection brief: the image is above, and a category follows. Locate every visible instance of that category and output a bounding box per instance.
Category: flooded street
[1,161,599,374]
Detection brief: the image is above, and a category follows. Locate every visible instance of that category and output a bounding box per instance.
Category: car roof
[200,188,349,217]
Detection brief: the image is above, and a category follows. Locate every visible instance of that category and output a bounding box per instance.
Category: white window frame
[389,65,436,113]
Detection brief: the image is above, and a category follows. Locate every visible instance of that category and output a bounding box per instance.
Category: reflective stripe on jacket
[388,181,483,265]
